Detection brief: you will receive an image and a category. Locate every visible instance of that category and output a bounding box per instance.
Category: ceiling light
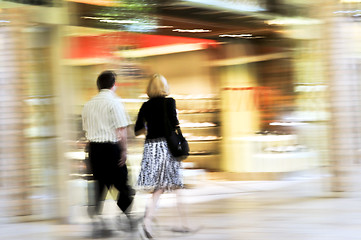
[270,122,307,126]
[219,34,264,39]
[100,19,139,24]
[219,34,252,37]
[341,0,361,2]
[81,17,139,24]
[156,26,174,29]
[183,0,266,12]
[172,29,212,33]
[82,17,103,20]
[334,10,361,14]
[266,17,322,25]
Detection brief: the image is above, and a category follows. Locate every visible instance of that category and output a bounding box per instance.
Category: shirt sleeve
[81,104,88,132]
[134,103,145,133]
[111,100,131,129]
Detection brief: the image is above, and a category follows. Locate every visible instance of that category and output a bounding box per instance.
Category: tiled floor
[2,175,361,240]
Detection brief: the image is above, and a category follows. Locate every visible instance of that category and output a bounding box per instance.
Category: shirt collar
[100,89,112,93]
[99,89,115,96]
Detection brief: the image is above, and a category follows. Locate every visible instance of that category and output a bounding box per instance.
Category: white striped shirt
[82,89,131,143]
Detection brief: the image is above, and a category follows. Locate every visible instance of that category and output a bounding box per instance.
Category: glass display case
[236,133,318,172]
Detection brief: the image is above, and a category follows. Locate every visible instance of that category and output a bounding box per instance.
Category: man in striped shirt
[82,70,135,237]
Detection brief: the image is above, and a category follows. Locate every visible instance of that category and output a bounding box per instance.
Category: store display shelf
[175,96,220,170]
[25,136,58,139]
[65,151,86,160]
[189,151,217,155]
[180,124,219,129]
[178,110,220,114]
[69,173,93,180]
[185,154,220,170]
[171,95,220,100]
[234,134,297,142]
[188,138,222,142]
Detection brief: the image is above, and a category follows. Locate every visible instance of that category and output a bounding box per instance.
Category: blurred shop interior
[1,0,361,223]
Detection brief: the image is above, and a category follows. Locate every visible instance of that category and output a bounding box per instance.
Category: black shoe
[101,228,113,238]
[91,227,113,239]
[91,217,113,239]
[129,216,143,232]
[117,215,143,232]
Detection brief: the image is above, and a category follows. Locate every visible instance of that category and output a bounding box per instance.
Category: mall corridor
[2,1,361,240]
[2,171,361,240]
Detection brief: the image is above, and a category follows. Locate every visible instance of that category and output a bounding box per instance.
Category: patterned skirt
[137,137,183,191]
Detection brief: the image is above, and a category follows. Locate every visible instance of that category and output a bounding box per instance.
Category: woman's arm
[135,127,146,136]
[134,104,146,136]
[167,98,180,129]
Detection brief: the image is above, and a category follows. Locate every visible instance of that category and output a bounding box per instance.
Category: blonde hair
[146,73,170,98]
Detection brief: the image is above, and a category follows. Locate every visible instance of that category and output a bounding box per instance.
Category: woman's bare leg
[143,189,164,235]
[175,189,189,231]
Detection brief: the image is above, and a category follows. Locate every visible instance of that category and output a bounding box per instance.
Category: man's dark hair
[97,70,116,90]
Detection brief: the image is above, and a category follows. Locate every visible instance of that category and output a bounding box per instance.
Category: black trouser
[87,142,134,216]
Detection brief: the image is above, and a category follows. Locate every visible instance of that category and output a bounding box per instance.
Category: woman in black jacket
[135,74,183,238]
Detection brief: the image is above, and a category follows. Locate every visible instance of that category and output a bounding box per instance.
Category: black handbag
[164,99,189,161]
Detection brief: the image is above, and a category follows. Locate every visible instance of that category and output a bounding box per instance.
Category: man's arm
[116,127,128,167]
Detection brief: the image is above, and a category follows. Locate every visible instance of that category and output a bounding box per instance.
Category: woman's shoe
[142,224,153,239]
[171,226,191,233]
[171,225,201,234]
